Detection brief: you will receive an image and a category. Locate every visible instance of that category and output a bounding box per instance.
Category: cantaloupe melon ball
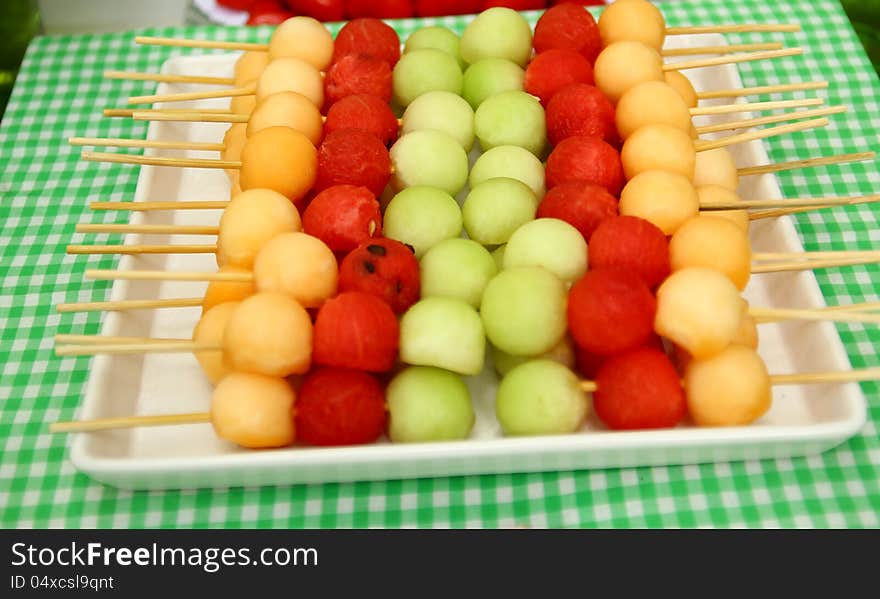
[233,51,269,88]
[230,93,256,116]
[203,265,255,312]
[247,91,323,145]
[223,292,313,377]
[211,372,296,448]
[696,185,749,233]
[616,81,693,139]
[268,16,334,71]
[619,170,699,235]
[669,214,752,290]
[253,232,338,308]
[216,188,302,269]
[621,123,696,180]
[733,299,759,349]
[239,126,317,201]
[655,267,743,360]
[594,41,665,104]
[255,57,324,107]
[192,301,239,385]
[693,147,739,190]
[598,0,666,50]
[685,345,772,427]
[664,70,698,108]
[222,123,247,182]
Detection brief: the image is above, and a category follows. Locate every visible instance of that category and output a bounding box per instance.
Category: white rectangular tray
[69,35,866,490]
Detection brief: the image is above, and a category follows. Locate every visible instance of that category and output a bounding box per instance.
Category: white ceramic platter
[68,34,866,489]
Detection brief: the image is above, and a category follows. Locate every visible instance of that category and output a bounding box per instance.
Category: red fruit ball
[347,0,414,18]
[339,238,420,313]
[247,1,292,25]
[594,347,686,430]
[324,53,393,107]
[324,94,400,146]
[284,0,345,21]
[574,344,606,379]
[533,3,602,64]
[588,216,670,289]
[524,48,594,106]
[333,18,402,66]
[218,0,256,10]
[314,291,400,372]
[545,135,624,196]
[315,129,392,197]
[415,0,481,16]
[536,182,617,241]
[545,83,617,146]
[483,0,546,10]
[295,367,387,446]
[567,268,657,356]
[303,185,383,254]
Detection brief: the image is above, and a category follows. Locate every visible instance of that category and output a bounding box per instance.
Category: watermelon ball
[324,94,400,147]
[332,18,401,66]
[302,185,382,255]
[567,268,657,356]
[574,344,606,379]
[536,182,618,242]
[414,0,481,17]
[324,53,393,106]
[461,58,525,110]
[350,0,414,19]
[523,49,594,106]
[315,129,391,197]
[545,83,617,146]
[484,0,546,10]
[285,1,345,24]
[533,2,602,64]
[313,291,400,372]
[338,238,420,314]
[594,347,686,430]
[588,215,671,289]
[294,367,387,446]
[545,135,624,196]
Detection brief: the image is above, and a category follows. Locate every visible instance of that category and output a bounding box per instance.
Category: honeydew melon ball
[503,218,587,284]
[474,90,547,156]
[401,91,475,151]
[420,238,498,308]
[387,366,475,442]
[469,145,546,197]
[492,245,506,271]
[392,49,463,107]
[491,335,576,377]
[481,266,568,356]
[496,360,588,436]
[400,297,486,375]
[404,26,465,69]
[462,58,525,110]
[460,7,533,67]
[462,177,538,246]
[390,130,470,196]
[384,186,463,258]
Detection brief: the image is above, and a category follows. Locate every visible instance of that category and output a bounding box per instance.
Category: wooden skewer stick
[104,70,234,86]
[55,341,219,357]
[663,47,803,72]
[135,35,268,51]
[129,83,255,105]
[749,193,880,219]
[51,412,213,433]
[696,105,846,134]
[131,111,249,123]
[104,108,234,118]
[75,223,219,235]
[748,307,880,324]
[695,118,828,152]
[57,297,203,313]
[85,269,251,282]
[55,334,192,345]
[697,80,828,100]
[752,303,880,323]
[69,137,226,151]
[90,201,230,211]
[666,23,801,35]
[67,244,217,255]
[702,194,880,211]
[81,151,240,170]
[690,97,822,116]
[738,152,876,177]
[752,251,880,262]
[752,257,880,273]
[661,42,783,57]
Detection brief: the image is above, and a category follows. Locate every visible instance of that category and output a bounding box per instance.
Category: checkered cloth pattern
[1,0,878,528]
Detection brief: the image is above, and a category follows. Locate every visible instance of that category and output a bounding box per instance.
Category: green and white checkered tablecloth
[1,0,878,528]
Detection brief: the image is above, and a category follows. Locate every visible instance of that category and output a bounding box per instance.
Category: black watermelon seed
[396,280,403,293]
[366,244,386,256]
[363,260,376,273]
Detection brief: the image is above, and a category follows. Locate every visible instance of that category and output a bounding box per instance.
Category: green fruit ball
[469,145,546,198]
[390,130,470,196]
[404,26,465,70]
[420,238,498,308]
[491,245,506,271]
[387,366,475,443]
[460,7,533,67]
[474,90,547,157]
[462,58,525,110]
[481,266,568,356]
[491,335,575,377]
[496,360,588,436]
[503,218,587,283]
[462,177,537,246]
[401,91,475,151]
[384,186,462,258]
[392,48,463,107]
[400,297,486,375]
